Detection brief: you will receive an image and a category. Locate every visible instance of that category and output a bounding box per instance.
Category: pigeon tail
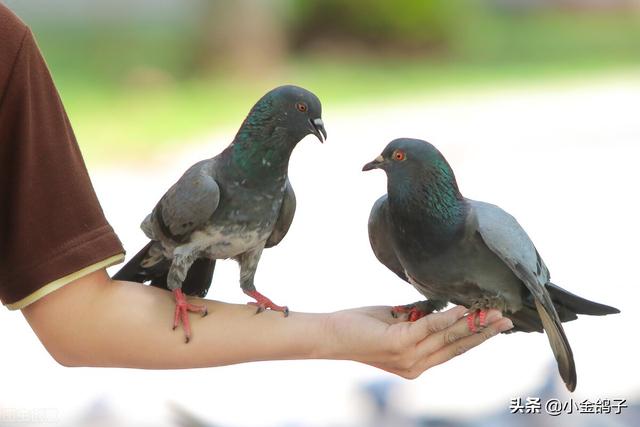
[534,299,577,392]
[112,241,159,282]
[149,258,216,298]
[112,242,216,298]
[547,282,620,316]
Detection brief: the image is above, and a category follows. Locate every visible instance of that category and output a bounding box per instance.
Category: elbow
[29,328,90,367]
[37,330,109,368]
[23,312,90,367]
[21,269,113,368]
[46,345,85,368]
[31,316,107,367]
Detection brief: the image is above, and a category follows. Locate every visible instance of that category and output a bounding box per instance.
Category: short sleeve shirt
[0,4,124,309]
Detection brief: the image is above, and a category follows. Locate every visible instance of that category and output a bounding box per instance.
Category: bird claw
[172,289,208,343]
[466,309,489,333]
[391,304,428,322]
[251,303,265,315]
[391,303,430,322]
[245,290,289,317]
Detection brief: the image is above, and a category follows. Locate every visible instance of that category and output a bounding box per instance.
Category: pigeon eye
[393,150,406,161]
[295,102,308,112]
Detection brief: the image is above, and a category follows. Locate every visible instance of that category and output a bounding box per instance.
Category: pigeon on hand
[113,85,327,342]
[363,138,619,392]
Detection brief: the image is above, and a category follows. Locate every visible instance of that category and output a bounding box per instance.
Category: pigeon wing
[265,178,296,248]
[470,199,576,391]
[368,195,409,282]
[153,159,221,243]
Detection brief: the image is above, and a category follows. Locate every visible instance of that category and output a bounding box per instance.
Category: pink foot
[173,289,208,343]
[391,305,429,322]
[466,309,489,333]
[245,290,289,316]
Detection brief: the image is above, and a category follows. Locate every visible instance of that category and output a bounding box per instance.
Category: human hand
[322,305,513,379]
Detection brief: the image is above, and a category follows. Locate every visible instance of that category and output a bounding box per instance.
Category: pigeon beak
[310,118,327,143]
[362,155,384,171]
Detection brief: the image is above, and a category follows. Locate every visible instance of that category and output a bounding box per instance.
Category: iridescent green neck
[388,166,466,243]
[228,132,295,179]
[234,91,277,144]
[224,95,295,181]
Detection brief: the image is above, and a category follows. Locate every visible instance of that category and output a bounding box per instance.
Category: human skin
[21,269,513,379]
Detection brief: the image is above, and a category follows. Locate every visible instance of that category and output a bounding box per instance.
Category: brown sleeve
[0,5,124,308]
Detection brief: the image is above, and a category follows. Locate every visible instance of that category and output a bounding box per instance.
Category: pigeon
[113,85,327,342]
[363,138,619,391]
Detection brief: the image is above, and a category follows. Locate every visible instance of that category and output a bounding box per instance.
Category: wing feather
[368,195,409,282]
[265,178,296,248]
[471,199,576,391]
[149,159,220,242]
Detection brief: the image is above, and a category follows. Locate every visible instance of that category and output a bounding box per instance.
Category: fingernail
[486,311,503,323]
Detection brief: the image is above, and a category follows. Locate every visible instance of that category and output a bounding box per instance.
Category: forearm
[22,270,331,368]
[22,269,512,376]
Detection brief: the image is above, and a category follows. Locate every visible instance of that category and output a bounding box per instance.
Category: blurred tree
[189,0,288,76]
[290,0,475,55]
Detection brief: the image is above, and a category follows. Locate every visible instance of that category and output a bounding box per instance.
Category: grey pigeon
[113,85,327,342]
[363,138,619,391]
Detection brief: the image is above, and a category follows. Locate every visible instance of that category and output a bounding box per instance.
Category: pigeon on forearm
[113,85,327,342]
[363,138,619,392]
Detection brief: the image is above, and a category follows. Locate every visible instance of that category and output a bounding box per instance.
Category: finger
[422,318,514,369]
[416,309,503,357]
[408,305,467,342]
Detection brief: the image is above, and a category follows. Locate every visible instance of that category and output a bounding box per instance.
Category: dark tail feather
[509,289,577,390]
[184,259,215,297]
[547,282,620,316]
[507,305,543,333]
[113,242,216,298]
[149,258,216,298]
[534,298,577,392]
[112,241,162,282]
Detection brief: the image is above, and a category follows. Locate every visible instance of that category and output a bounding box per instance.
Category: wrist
[309,310,348,361]
[268,311,336,361]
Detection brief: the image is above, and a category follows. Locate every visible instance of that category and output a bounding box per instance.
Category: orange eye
[393,150,405,161]
[296,102,308,112]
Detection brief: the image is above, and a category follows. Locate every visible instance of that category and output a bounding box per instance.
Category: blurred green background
[6,0,640,163]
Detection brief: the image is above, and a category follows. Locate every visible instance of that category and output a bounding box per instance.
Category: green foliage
[291,0,473,50]
[33,23,197,84]
[454,10,640,63]
[290,0,640,61]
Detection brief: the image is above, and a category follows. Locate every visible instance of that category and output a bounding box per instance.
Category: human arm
[21,268,513,378]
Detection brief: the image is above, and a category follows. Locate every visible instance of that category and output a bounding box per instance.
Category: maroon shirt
[0,4,124,308]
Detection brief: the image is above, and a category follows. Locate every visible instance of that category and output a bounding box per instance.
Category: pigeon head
[363,138,463,212]
[364,138,465,235]
[238,85,326,144]
[363,138,453,178]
